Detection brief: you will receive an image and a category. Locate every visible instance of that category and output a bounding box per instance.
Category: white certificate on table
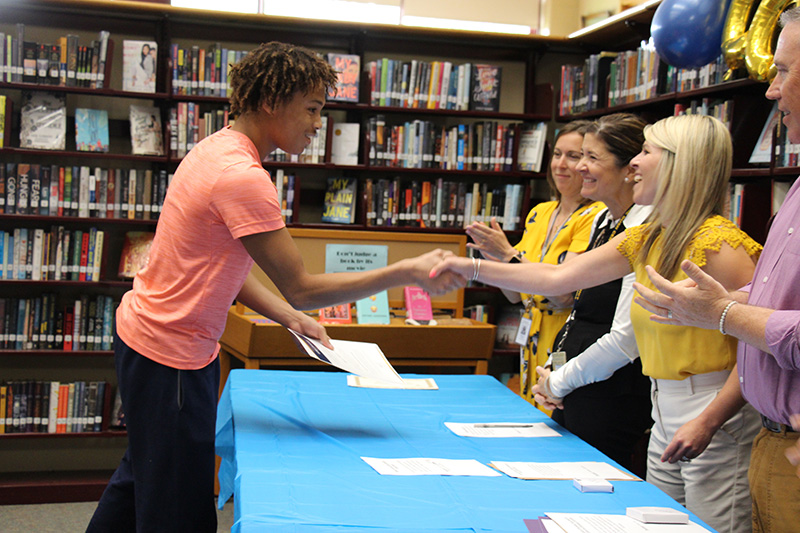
[362,457,501,477]
[347,375,438,389]
[446,422,561,438]
[545,513,710,533]
[490,461,640,481]
[288,329,403,386]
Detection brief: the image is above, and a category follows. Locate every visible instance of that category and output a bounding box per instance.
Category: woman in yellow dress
[465,120,603,406]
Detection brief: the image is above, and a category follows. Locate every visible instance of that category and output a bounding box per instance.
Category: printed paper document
[362,457,501,477]
[446,422,561,438]
[289,329,403,386]
[347,375,438,389]
[545,512,710,533]
[490,461,640,481]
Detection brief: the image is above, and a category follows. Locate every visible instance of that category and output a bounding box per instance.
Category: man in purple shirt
[632,8,800,533]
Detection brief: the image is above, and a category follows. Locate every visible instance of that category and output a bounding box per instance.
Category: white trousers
[647,371,761,533]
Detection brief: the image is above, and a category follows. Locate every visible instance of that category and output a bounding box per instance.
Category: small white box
[573,478,614,493]
[626,506,689,524]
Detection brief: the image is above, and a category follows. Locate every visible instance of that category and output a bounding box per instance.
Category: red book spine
[78,232,89,281]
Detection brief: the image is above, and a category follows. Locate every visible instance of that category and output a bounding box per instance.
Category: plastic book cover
[327,53,360,102]
[404,285,433,322]
[355,291,391,325]
[117,231,155,279]
[470,64,502,112]
[122,39,157,93]
[75,108,109,152]
[318,303,353,324]
[321,177,357,224]
[19,91,66,150]
[129,104,164,156]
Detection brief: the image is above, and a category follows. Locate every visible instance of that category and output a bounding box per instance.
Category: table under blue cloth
[216,369,713,532]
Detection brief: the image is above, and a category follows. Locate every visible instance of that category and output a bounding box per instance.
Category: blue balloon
[651,0,734,68]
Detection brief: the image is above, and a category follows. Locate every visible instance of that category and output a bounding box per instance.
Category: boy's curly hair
[228,41,339,117]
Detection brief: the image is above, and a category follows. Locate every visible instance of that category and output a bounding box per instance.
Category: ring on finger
[666,310,673,319]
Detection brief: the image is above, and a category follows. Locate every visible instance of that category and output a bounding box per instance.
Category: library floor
[0,498,235,532]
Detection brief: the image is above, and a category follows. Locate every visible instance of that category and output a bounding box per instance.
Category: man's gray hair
[780,6,800,27]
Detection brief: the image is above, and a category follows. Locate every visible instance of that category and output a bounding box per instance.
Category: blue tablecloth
[216,369,712,532]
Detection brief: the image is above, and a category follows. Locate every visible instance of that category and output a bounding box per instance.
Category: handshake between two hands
[531,366,565,411]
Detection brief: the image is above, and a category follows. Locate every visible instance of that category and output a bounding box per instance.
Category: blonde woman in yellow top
[431,114,761,533]
[466,120,602,406]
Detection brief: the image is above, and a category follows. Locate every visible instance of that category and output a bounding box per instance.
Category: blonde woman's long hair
[638,114,732,280]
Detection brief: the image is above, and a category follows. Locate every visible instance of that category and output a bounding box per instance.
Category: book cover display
[470,64,502,112]
[327,53,360,102]
[517,122,548,172]
[118,231,155,279]
[322,177,357,224]
[330,123,360,165]
[19,91,66,150]
[404,285,433,325]
[129,104,164,156]
[122,39,157,93]
[75,108,109,152]
[318,303,352,324]
[355,291,391,325]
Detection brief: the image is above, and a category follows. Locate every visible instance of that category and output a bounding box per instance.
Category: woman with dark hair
[465,120,602,408]
[540,113,654,474]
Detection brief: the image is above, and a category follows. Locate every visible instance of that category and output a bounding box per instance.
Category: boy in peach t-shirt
[88,42,464,532]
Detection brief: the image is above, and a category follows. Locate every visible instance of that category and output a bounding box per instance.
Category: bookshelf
[0,0,575,503]
[562,21,776,245]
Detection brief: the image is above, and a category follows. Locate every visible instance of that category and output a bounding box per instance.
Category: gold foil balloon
[721,0,759,70]
[745,0,799,81]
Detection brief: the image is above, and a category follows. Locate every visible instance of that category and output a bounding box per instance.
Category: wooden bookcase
[0,0,573,504]
[560,6,777,245]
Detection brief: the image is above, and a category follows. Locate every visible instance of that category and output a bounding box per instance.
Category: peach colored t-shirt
[116,127,285,369]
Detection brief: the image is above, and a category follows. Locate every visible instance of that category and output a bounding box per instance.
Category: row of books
[367,59,501,112]
[272,169,297,224]
[1,24,111,88]
[366,116,526,172]
[168,102,231,159]
[559,36,735,116]
[1,226,104,282]
[1,162,171,219]
[673,98,734,130]
[169,43,249,97]
[363,178,525,230]
[1,294,116,353]
[0,380,110,434]
[267,116,329,164]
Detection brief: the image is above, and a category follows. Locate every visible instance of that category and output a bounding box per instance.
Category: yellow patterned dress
[515,200,604,407]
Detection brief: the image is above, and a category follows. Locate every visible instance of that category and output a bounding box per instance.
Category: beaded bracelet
[719,300,738,335]
[471,257,482,282]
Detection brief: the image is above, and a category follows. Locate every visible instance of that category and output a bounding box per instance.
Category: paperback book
[75,108,109,152]
[122,40,157,93]
[118,231,155,279]
[355,291,391,325]
[321,177,357,224]
[19,91,66,150]
[330,123,360,165]
[129,105,164,156]
[404,285,433,324]
[327,53,360,102]
[470,64,502,112]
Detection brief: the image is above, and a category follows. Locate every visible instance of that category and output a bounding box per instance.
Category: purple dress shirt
[738,178,800,425]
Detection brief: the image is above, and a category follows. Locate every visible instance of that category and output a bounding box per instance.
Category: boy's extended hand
[411,250,467,296]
